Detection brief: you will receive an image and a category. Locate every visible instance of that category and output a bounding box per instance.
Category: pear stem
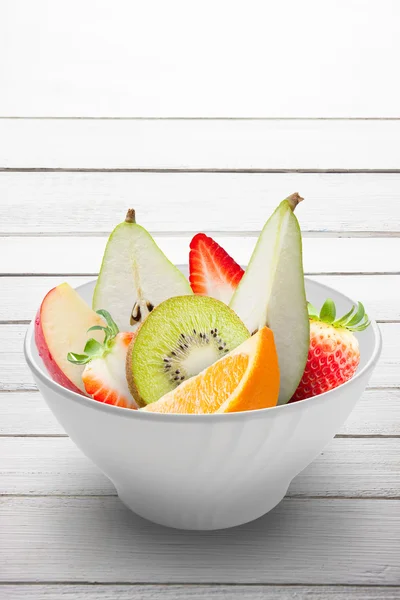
[287,192,304,211]
[125,208,136,223]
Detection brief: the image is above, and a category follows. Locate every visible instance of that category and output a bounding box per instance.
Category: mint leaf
[96,309,119,336]
[84,338,104,357]
[87,325,108,333]
[67,352,91,365]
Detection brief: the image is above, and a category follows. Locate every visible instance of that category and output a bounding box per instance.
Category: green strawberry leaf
[346,302,365,328]
[311,298,371,333]
[307,302,320,319]
[319,298,336,323]
[333,305,356,327]
[351,319,371,332]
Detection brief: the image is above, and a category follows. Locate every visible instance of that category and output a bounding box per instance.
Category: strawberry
[291,299,370,403]
[189,233,244,304]
[67,309,137,409]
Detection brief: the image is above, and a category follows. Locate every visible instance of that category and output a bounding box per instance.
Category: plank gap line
[3,116,400,121]
[2,433,399,439]
[2,494,399,501]
[2,319,398,326]
[4,168,400,174]
[3,231,400,239]
[2,385,398,393]
[0,581,399,588]
[3,272,400,277]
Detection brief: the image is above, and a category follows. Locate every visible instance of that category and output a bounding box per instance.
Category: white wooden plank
[0,393,61,436]
[1,237,399,275]
[339,390,400,436]
[1,497,399,584]
[1,584,398,600]
[1,120,400,170]
[0,437,114,496]
[1,325,32,391]
[2,389,399,437]
[0,323,396,391]
[0,277,94,321]
[1,172,400,234]
[2,1,400,118]
[2,275,399,323]
[1,438,398,497]
[289,439,400,497]
[373,325,400,387]
[309,276,400,322]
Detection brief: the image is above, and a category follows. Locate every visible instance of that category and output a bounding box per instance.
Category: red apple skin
[34,291,85,396]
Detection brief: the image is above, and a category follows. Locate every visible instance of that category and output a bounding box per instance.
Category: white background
[2,0,400,118]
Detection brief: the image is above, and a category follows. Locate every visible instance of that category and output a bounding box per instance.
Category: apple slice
[93,209,193,331]
[230,193,309,405]
[35,283,105,394]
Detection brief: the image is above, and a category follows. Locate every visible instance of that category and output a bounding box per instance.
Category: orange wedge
[142,327,279,414]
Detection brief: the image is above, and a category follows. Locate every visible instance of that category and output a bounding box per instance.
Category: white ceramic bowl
[24,277,381,530]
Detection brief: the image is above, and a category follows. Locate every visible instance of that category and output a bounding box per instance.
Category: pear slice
[93,209,193,331]
[230,193,309,405]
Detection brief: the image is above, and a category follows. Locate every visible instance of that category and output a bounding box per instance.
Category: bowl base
[116,484,289,531]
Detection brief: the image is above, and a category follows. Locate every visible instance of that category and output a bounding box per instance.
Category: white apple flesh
[230,194,309,404]
[35,283,105,394]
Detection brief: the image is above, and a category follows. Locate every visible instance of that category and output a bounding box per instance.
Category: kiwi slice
[126,295,250,406]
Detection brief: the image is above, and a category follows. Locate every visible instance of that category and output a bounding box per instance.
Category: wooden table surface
[1,2,400,597]
[1,138,400,598]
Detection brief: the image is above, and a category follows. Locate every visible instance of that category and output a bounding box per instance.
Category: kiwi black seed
[127,295,250,406]
[161,327,236,387]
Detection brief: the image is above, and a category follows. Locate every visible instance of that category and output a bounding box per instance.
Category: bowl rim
[24,276,382,423]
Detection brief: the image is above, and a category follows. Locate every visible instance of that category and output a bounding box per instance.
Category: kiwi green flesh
[126,336,147,408]
[128,295,250,405]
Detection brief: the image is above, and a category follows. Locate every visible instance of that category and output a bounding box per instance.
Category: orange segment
[142,327,279,414]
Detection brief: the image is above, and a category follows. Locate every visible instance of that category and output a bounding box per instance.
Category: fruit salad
[34,194,370,414]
